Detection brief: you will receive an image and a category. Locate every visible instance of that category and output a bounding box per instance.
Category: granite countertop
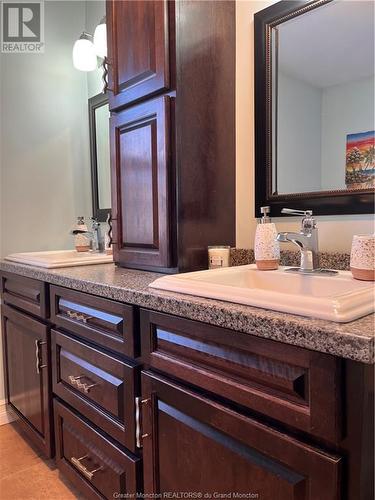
[0,260,373,364]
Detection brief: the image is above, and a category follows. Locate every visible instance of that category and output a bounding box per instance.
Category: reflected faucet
[276,208,320,273]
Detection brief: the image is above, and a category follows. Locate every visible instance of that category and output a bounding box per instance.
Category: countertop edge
[1,261,373,364]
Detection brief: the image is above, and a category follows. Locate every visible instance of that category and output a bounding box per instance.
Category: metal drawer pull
[68,375,98,393]
[66,310,93,324]
[135,397,152,448]
[35,340,47,374]
[71,455,103,481]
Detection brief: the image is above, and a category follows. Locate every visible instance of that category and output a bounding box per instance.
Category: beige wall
[236,0,374,252]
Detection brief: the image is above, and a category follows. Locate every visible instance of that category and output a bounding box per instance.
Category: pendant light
[72,32,97,72]
[93,17,107,58]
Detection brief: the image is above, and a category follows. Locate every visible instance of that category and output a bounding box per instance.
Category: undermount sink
[5,250,113,269]
[150,264,374,322]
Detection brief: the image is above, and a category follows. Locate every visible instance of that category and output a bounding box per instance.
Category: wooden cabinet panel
[52,329,139,452]
[141,371,341,499]
[1,272,48,319]
[110,97,172,269]
[50,285,136,357]
[141,309,342,443]
[1,304,52,457]
[106,0,171,110]
[54,399,140,499]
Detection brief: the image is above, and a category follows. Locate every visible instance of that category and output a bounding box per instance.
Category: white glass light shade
[93,21,107,58]
[73,35,97,71]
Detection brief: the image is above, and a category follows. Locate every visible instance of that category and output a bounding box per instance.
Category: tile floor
[0,423,81,500]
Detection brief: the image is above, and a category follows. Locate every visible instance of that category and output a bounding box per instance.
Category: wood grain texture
[141,370,341,499]
[107,0,170,111]
[110,96,172,269]
[2,304,53,458]
[140,309,342,444]
[52,330,139,452]
[1,272,48,319]
[50,285,137,358]
[54,399,141,498]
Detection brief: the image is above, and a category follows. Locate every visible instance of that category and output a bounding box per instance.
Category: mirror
[255,0,375,215]
[89,93,111,221]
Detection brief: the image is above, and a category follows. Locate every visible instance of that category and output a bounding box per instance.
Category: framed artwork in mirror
[89,92,111,222]
[254,0,375,216]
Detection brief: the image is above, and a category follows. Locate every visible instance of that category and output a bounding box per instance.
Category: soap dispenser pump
[254,206,280,270]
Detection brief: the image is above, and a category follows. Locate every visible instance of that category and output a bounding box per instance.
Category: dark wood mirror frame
[89,92,111,222]
[254,0,375,217]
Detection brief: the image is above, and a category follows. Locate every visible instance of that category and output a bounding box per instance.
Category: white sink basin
[5,250,113,269]
[150,264,374,322]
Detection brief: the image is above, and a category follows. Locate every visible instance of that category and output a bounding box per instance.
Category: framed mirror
[254,0,374,216]
[89,93,111,222]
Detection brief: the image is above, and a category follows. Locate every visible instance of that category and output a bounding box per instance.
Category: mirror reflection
[273,0,375,195]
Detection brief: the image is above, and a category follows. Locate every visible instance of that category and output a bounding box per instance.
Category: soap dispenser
[72,216,91,252]
[254,206,280,270]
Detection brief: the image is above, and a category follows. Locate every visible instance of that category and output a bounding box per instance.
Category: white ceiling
[277,0,375,88]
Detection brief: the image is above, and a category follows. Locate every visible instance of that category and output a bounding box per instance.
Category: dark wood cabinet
[1,270,372,499]
[107,0,171,111]
[140,309,342,444]
[54,399,141,499]
[52,329,139,452]
[1,304,52,457]
[141,370,342,499]
[107,0,235,272]
[110,96,173,269]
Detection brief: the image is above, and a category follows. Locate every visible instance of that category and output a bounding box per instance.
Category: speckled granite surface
[231,248,351,270]
[0,259,373,364]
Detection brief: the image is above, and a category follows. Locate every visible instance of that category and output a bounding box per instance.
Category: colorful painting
[345,130,375,189]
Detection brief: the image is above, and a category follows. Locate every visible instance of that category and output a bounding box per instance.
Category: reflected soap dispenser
[254,206,280,270]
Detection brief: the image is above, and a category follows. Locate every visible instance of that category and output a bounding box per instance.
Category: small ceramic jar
[350,234,375,281]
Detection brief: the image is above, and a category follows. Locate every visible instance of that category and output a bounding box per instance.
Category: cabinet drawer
[54,399,140,499]
[141,310,342,443]
[52,329,139,452]
[141,371,342,499]
[50,285,136,357]
[1,272,48,319]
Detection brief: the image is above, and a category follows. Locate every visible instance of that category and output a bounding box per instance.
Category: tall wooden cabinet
[107,0,235,272]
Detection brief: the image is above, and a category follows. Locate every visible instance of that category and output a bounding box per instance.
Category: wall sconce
[93,17,107,58]
[72,32,97,72]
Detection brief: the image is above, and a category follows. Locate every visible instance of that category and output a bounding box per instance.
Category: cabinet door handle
[35,339,47,374]
[71,455,103,481]
[135,397,151,448]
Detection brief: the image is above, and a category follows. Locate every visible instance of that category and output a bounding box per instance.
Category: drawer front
[52,329,139,452]
[141,310,342,443]
[54,399,140,499]
[50,285,136,357]
[1,272,48,319]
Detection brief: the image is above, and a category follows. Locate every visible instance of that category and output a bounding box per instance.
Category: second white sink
[5,250,113,268]
[150,264,374,322]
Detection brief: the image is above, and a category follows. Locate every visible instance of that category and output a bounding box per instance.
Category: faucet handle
[281,208,316,234]
[281,208,313,216]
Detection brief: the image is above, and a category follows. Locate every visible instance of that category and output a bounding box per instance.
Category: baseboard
[0,399,17,426]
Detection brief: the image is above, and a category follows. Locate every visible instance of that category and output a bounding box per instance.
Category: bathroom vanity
[1,261,373,500]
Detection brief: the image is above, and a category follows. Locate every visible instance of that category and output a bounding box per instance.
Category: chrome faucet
[90,218,103,252]
[276,208,338,275]
[277,208,319,272]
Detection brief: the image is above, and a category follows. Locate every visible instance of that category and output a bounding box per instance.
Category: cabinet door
[141,371,341,500]
[106,0,171,110]
[2,305,52,457]
[110,96,173,269]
